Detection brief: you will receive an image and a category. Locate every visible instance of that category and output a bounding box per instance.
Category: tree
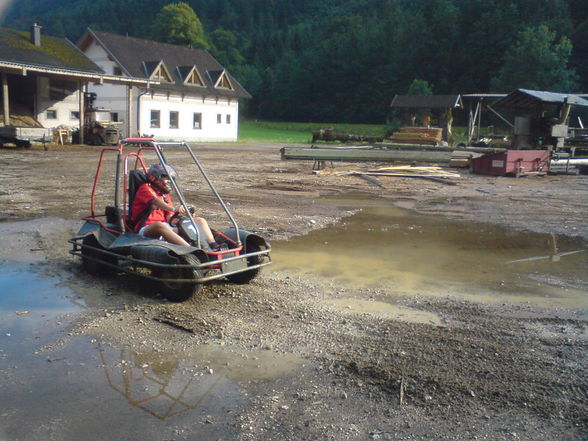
[417,0,462,92]
[403,79,434,126]
[491,24,577,92]
[209,28,244,69]
[153,2,209,49]
[407,79,433,95]
[571,17,588,91]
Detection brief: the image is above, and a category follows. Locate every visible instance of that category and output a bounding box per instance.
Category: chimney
[30,23,42,47]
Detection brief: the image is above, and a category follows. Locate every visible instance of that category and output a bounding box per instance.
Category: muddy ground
[1,142,587,441]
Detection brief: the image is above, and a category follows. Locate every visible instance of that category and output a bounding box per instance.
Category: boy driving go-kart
[131,163,221,250]
[69,138,271,302]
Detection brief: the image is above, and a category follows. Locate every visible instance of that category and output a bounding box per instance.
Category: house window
[113,66,122,76]
[217,114,222,124]
[150,110,160,128]
[70,111,79,120]
[169,111,179,129]
[46,109,57,119]
[193,113,202,129]
[226,114,231,124]
[111,112,118,122]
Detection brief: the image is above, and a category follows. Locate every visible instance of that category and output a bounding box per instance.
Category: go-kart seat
[127,169,149,227]
[104,170,147,230]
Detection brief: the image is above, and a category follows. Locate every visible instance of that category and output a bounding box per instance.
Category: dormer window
[178,65,205,87]
[207,70,234,90]
[144,60,173,83]
[216,72,233,89]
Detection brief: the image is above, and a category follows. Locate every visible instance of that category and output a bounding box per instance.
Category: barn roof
[390,94,462,109]
[0,27,102,74]
[0,26,152,85]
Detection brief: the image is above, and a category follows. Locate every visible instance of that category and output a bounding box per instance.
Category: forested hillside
[3,0,588,123]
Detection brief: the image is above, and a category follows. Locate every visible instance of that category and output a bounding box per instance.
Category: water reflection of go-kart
[69,138,271,302]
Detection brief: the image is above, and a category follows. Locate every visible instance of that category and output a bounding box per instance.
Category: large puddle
[0,262,302,441]
[2,200,588,439]
[271,193,588,310]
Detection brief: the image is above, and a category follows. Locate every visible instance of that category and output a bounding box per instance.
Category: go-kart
[69,138,271,302]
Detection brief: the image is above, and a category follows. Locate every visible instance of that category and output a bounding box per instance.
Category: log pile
[311,128,383,143]
[389,127,443,145]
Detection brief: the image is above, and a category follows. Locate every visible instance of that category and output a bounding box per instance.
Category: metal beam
[1,72,9,126]
[0,61,155,86]
[486,104,513,128]
[78,81,85,145]
[128,86,133,138]
[281,147,452,163]
[281,145,507,164]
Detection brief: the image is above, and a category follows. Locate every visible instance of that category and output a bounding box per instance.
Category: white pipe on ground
[551,158,588,166]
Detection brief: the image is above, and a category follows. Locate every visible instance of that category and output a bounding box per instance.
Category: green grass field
[238,120,388,143]
[238,119,511,145]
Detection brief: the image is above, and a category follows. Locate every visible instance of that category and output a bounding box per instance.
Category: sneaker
[211,242,229,252]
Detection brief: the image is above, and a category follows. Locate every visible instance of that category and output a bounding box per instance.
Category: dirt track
[1,142,587,441]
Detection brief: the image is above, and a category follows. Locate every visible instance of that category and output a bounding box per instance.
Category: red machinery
[471,150,550,177]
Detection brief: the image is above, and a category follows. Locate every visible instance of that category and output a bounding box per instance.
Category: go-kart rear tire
[158,254,203,302]
[227,244,262,285]
[81,235,115,275]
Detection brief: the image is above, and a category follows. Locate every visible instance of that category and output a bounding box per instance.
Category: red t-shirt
[130,183,172,232]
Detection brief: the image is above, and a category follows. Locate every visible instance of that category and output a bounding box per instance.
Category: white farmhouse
[78,29,251,142]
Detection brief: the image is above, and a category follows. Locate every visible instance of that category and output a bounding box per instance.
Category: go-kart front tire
[226,244,263,285]
[157,254,203,302]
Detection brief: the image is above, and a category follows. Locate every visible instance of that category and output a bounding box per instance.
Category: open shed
[492,89,588,149]
[390,94,463,141]
[0,24,153,144]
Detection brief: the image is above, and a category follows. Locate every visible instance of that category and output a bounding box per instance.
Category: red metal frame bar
[90,147,121,217]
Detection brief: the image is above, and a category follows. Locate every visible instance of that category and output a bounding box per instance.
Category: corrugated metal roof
[390,94,462,109]
[461,93,507,98]
[493,89,588,109]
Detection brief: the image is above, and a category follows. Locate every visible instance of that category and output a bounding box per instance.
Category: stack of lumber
[315,165,461,186]
[449,150,483,168]
[389,127,443,145]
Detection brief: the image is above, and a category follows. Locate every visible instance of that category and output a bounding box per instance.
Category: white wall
[35,77,82,129]
[84,41,131,136]
[138,92,239,142]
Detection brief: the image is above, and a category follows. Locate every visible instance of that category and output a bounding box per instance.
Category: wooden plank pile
[389,127,443,145]
[315,165,462,186]
[449,150,483,168]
